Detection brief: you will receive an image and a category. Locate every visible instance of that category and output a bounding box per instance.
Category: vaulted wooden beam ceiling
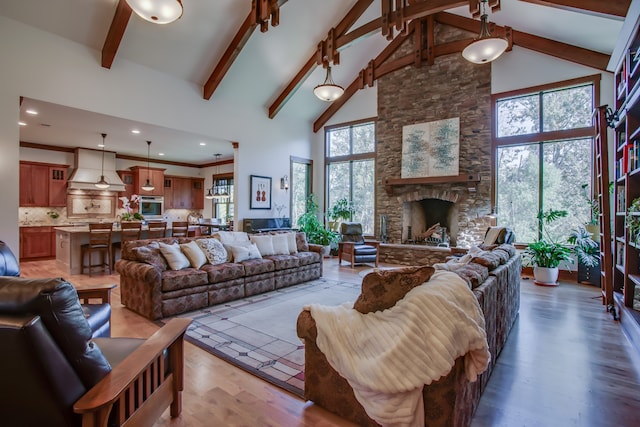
[518,0,630,19]
[313,7,610,132]
[203,0,286,100]
[268,0,375,119]
[269,0,470,118]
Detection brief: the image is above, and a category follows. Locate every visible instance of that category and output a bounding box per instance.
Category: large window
[326,119,376,234]
[212,175,233,222]
[493,76,599,243]
[290,157,312,228]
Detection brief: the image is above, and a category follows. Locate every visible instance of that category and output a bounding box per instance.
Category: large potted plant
[523,210,573,286]
[327,198,355,232]
[297,194,340,256]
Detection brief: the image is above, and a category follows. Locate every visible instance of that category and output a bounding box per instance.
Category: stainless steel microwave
[139,196,164,218]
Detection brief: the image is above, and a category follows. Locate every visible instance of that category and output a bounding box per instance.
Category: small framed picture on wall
[250,175,272,209]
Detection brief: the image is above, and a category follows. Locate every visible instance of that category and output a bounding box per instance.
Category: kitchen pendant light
[141,140,155,192]
[461,0,508,64]
[313,65,344,102]
[95,133,110,189]
[126,0,183,25]
[211,154,230,200]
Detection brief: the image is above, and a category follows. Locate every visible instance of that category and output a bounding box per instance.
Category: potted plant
[523,209,573,286]
[327,198,355,232]
[297,194,340,256]
[567,226,600,268]
[627,197,640,245]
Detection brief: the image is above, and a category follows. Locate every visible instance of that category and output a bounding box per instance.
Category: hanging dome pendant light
[314,65,344,102]
[462,0,508,64]
[141,141,155,192]
[126,0,183,25]
[95,133,110,189]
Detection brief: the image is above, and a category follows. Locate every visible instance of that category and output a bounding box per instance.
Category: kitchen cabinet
[130,166,165,196]
[164,176,205,209]
[117,170,135,205]
[20,226,55,259]
[20,162,68,207]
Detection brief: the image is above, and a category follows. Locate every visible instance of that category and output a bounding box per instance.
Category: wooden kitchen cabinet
[164,176,204,209]
[130,166,165,196]
[20,226,55,259]
[20,162,68,207]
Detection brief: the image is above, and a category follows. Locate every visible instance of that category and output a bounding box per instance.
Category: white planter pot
[533,266,559,286]
[321,245,331,257]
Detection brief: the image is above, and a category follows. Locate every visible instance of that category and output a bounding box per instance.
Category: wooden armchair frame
[338,239,381,268]
[74,318,191,427]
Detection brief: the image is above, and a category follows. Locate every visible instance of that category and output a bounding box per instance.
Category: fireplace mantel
[383,173,480,194]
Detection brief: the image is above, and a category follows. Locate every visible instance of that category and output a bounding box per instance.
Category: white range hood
[67,148,126,191]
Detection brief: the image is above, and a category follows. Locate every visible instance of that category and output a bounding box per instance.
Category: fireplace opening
[402,198,458,246]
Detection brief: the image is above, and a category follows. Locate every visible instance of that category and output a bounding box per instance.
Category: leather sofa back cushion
[0,277,111,388]
[353,265,436,314]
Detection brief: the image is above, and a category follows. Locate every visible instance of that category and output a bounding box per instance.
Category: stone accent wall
[379,244,452,266]
[376,24,493,248]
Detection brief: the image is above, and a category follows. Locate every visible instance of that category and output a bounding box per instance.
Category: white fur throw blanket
[304,271,490,427]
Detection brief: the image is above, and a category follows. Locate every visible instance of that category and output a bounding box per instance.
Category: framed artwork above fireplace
[401,117,460,178]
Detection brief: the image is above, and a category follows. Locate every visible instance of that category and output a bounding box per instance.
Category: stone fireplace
[375,23,494,249]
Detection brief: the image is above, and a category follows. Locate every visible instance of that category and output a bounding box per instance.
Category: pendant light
[211,154,230,200]
[95,133,110,189]
[126,0,183,25]
[141,140,155,191]
[461,0,508,64]
[314,64,344,102]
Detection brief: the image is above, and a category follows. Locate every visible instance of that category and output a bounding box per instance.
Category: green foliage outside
[297,194,340,246]
[627,197,640,245]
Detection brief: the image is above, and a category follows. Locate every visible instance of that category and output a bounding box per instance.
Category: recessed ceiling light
[159,152,165,156]
[18,121,26,126]
[199,142,206,146]
[25,109,38,115]
[131,129,140,134]
[98,144,105,148]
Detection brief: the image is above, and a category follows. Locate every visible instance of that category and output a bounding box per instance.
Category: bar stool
[146,221,167,239]
[112,221,142,269]
[171,221,189,237]
[81,223,113,277]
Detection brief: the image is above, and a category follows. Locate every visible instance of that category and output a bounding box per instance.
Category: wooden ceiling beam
[268,0,374,118]
[435,12,609,70]
[314,23,415,132]
[203,0,287,100]
[101,0,133,69]
[518,0,630,19]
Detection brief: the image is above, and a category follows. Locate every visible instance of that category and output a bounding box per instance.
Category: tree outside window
[494,78,597,243]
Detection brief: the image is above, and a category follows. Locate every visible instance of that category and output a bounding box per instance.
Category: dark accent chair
[338,222,380,268]
[0,240,20,276]
[0,240,114,338]
[483,226,515,245]
[0,276,190,427]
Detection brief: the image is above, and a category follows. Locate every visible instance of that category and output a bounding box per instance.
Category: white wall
[0,16,314,250]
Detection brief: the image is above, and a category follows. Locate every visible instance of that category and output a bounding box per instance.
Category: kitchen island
[55,223,186,275]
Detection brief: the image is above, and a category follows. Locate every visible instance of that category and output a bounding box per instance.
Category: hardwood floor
[19,258,640,426]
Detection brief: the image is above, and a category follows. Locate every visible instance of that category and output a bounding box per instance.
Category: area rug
[162,278,361,397]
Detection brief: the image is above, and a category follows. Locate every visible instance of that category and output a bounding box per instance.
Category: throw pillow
[250,234,275,256]
[286,232,298,254]
[471,250,502,270]
[158,242,191,271]
[196,238,228,265]
[180,240,208,269]
[271,233,290,255]
[228,243,262,262]
[454,263,489,289]
[296,232,309,252]
[353,265,436,314]
[130,241,168,271]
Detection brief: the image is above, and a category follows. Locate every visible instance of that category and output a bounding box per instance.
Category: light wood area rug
[163,278,361,396]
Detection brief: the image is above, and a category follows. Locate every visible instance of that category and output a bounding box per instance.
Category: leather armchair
[0,240,113,338]
[338,222,380,268]
[0,276,190,427]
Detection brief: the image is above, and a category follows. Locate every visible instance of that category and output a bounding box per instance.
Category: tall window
[290,157,312,228]
[212,175,233,221]
[493,76,599,243]
[326,119,376,234]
